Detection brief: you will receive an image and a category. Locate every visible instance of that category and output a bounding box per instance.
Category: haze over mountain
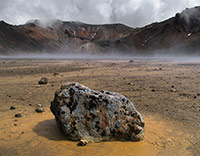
[0,0,199,27]
[0,6,200,55]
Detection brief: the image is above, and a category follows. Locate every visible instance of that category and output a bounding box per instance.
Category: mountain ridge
[0,6,200,55]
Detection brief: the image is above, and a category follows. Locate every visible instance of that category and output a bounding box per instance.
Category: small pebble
[53,72,59,76]
[77,140,88,146]
[38,77,48,84]
[151,89,156,92]
[14,124,17,126]
[170,88,176,92]
[129,60,134,63]
[15,113,22,118]
[10,106,16,110]
[36,85,41,88]
[128,82,134,86]
[35,107,44,113]
[37,104,42,107]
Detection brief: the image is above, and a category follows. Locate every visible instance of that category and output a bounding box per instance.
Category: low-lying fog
[0,53,200,63]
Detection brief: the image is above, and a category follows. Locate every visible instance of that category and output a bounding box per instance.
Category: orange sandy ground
[0,59,199,156]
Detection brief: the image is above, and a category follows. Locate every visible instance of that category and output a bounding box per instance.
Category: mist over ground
[0,0,199,27]
[1,52,200,63]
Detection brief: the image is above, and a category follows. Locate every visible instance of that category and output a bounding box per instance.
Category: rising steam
[0,0,199,27]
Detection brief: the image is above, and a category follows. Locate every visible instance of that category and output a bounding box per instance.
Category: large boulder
[50,82,144,143]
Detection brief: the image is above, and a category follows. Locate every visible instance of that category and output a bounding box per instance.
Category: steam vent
[50,82,145,144]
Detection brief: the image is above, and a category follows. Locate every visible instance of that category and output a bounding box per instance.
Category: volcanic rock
[50,82,145,143]
[77,140,88,146]
[35,107,44,113]
[15,113,22,118]
[53,72,59,76]
[10,106,16,110]
[128,82,134,86]
[36,85,41,88]
[38,77,48,84]
[37,104,42,107]
[170,88,177,92]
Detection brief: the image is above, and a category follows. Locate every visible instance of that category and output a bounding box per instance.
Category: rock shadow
[33,119,68,141]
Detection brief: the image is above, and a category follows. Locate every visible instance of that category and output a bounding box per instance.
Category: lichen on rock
[50,82,145,143]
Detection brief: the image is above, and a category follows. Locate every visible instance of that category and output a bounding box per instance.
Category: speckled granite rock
[50,82,145,143]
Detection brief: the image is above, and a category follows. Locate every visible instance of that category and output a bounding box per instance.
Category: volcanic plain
[0,58,200,156]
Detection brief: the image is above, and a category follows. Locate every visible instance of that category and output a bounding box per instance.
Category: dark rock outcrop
[50,82,144,143]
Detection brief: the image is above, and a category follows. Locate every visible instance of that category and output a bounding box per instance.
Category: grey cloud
[0,0,199,27]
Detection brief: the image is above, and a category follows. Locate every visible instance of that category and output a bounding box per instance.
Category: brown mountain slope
[0,6,200,55]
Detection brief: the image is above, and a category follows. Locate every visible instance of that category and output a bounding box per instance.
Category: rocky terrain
[0,6,200,55]
[0,59,200,155]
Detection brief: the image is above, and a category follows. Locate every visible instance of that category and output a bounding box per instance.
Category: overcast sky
[0,0,199,27]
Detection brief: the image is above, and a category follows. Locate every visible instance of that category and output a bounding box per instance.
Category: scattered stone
[10,106,16,110]
[53,72,59,76]
[38,77,48,84]
[51,84,54,87]
[36,85,41,88]
[50,82,145,144]
[170,88,177,92]
[179,93,189,97]
[197,93,200,96]
[159,68,162,70]
[128,82,134,86]
[193,96,197,99]
[77,140,88,146]
[15,113,22,118]
[14,123,17,126]
[151,89,156,92]
[129,59,134,63]
[171,85,175,88]
[35,107,44,113]
[37,104,42,107]
[29,104,32,106]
